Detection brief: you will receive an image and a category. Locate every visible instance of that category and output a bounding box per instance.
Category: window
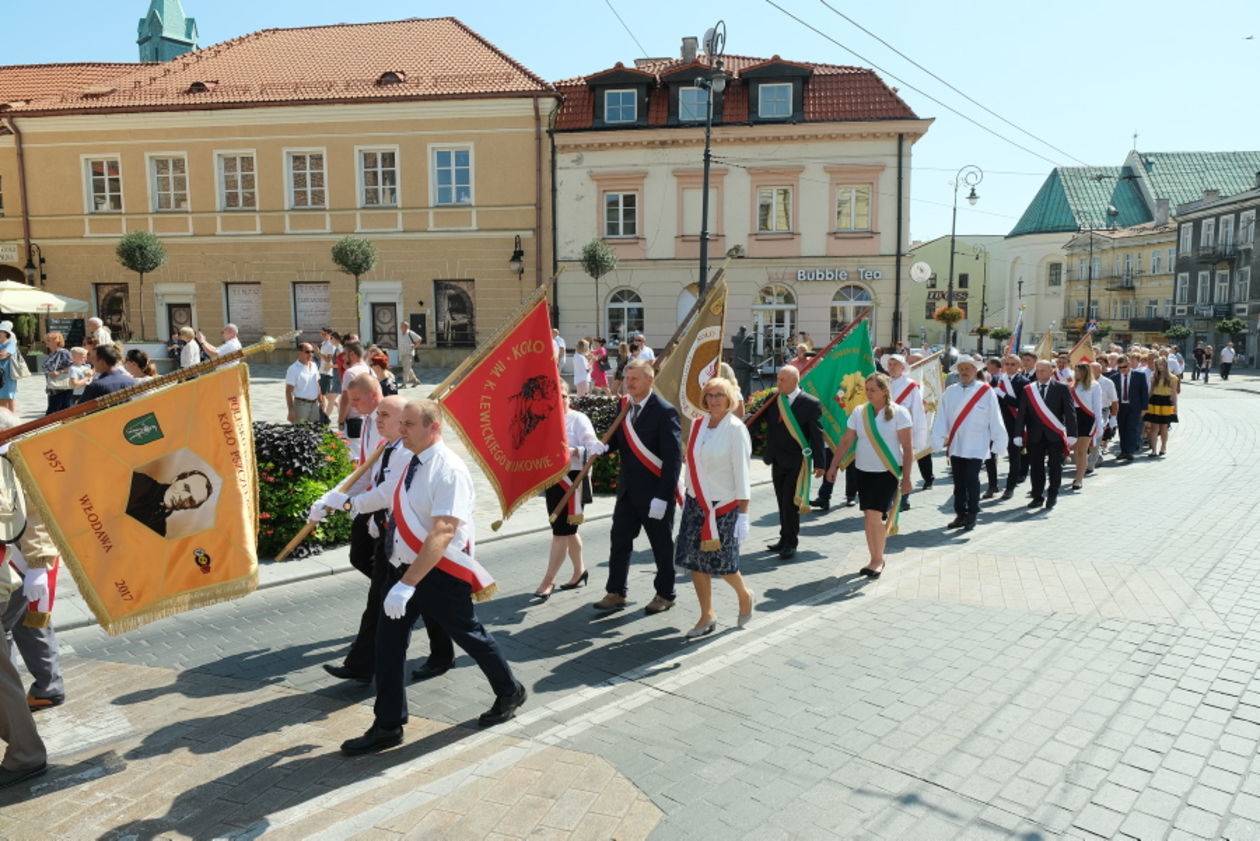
[86,158,122,213]
[1236,267,1251,302]
[1122,253,1133,277]
[1216,270,1230,303]
[756,186,792,232]
[1164,299,1173,317]
[831,285,872,335]
[218,154,256,210]
[1201,218,1215,248]
[1241,210,1256,244]
[1180,223,1193,253]
[1176,272,1189,304]
[432,147,472,206]
[1048,263,1062,287]
[1220,215,1235,248]
[678,87,709,122]
[1151,250,1162,275]
[834,185,871,231]
[359,149,398,207]
[925,300,936,319]
[1109,300,1117,320]
[1146,299,1159,318]
[604,192,637,238]
[287,151,326,208]
[958,272,970,290]
[1078,259,1087,281]
[605,288,644,343]
[150,156,188,211]
[1196,271,1210,304]
[1089,300,1098,320]
[1167,248,1175,268]
[927,273,937,289]
[757,83,792,118]
[1074,299,1085,317]
[1119,299,1134,319]
[754,284,797,359]
[1092,257,1101,282]
[604,89,637,123]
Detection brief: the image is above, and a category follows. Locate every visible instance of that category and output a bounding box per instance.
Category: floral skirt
[673,496,741,575]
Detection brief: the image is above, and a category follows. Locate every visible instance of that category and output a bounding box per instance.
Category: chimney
[681,36,698,63]
[1203,188,1221,202]
[1155,198,1170,226]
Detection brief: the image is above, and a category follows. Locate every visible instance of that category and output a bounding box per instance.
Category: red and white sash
[1071,387,1100,444]
[894,380,919,405]
[994,376,1020,418]
[945,384,992,456]
[1024,383,1072,455]
[621,397,685,505]
[5,546,58,627]
[391,474,496,600]
[557,472,584,525]
[685,418,739,551]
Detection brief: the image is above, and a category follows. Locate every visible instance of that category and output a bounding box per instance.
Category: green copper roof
[1133,151,1260,208]
[1008,166,1149,237]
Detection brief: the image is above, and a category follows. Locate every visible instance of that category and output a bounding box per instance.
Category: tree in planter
[988,326,1013,354]
[1164,325,1192,340]
[1216,317,1246,341]
[579,239,617,336]
[1093,323,1113,342]
[331,235,378,313]
[974,325,991,355]
[116,231,166,340]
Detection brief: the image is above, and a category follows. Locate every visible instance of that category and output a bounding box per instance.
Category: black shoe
[859,565,884,579]
[810,498,830,511]
[922,478,934,490]
[900,497,910,511]
[946,516,967,529]
[1000,489,1014,501]
[558,571,589,591]
[410,661,453,682]
[340,724,403,755]
[778,547,796,560]
[0,763,46,789]
[843,497,857,507]
[766,542,785,552]
[479,682,527,727]
[1045,497,1057,511]
[323,664,371,684]
[963,517,977,532]
[1027,498,1044,509]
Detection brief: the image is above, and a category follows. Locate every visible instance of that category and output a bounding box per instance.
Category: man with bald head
[761,365,826,559]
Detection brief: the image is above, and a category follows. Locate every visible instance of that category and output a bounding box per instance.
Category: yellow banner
[10,367,259,635]
[654,275,728,420]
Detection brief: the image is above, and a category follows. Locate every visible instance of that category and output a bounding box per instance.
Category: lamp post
[696,20,728,295]
[508,234,525,303]
[24,242,47,338]
[946,164,983,349]
[973,244,989,353]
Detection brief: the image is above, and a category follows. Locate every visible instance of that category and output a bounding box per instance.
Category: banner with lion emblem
[9,366,259,635]
[800,320,875,461]
[653,275,728,420]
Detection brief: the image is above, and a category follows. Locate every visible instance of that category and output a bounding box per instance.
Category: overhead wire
[602,0,650,59]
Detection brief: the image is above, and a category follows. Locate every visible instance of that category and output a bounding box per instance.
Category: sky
[6,0,1259,241]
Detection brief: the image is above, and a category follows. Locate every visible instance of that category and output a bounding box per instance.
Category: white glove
[22,568,48,603]
[1013,436,1023,447]
[648,498,668,520]
[320,490,349,511]
[307,502,329,523]
[734,513,750,541]
[383,581,416,620]
[1108,417,1118,429]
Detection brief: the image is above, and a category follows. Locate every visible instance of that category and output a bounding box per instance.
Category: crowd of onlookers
[553,329,659,397]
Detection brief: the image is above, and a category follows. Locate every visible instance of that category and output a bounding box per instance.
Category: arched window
[751,283,797,367]
[676,284,698,324]
[830,284,873,336]
[606,288,644,344]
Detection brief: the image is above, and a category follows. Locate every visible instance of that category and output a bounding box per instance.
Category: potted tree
[331,235,378,336]
[116,231,166,341]
[579,239,617,338]
[988,326,1013,354]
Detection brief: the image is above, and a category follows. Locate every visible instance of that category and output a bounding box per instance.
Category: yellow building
[0,18,556,362]
[1063,215,1178,347]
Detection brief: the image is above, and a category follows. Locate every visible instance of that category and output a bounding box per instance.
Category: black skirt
[543,470,591,536]
[1075,408,1095,438]
[856,468,898,513]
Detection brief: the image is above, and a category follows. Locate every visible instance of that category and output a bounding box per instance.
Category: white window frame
[605,287,644,341]
[147,153,189,212]
[1119,299,1133,319]
[357,146,400,208]
[603,89,638,124]
[756,186,792,233]
[1146,299,1159,318]
[757,83,793,119]
[1088,299,1098,320]
[83,155,123,214]
[1241,210,1256,244]
[1176,272,1189,304]
[1196,270,1211,304]
[285,148,327,209]
[834,184,872,231]
[1236,267,1251,303]
[1201,218,1215,248]
[1215,270,1231,303]
[603,192,637,238]
[1179,223,1193,253]
[1167,247,1175,269]
[1151,250,1162,275]
[215,150,257,211]
[429,144,474,207]
[678,87,709,122]
[1074,299,1085,318]
[1219,215,1235,248]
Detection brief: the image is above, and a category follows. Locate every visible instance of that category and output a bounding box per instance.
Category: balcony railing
[1197,244,1238,262]
[1129,317,1170,332]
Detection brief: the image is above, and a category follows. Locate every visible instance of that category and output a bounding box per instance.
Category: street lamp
[23,242,45,287]
[946,164,983,349]
[696,20,728,295]
[508,234,525,303]
[972,244,989,352]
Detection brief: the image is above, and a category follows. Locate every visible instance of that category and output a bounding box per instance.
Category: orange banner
[440,294,570,526]
[10,367,259,635]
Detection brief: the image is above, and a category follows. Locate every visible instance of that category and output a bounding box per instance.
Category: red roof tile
[0,63,149,109]
[554,53,916,131]
[10,18,551,115]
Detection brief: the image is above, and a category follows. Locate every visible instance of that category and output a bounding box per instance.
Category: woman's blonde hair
[1152,357,1173,389]
[866,372,894,420]
[179,326,195,340]
[576,338,590,354]
[1074,362,1093,388]
[701,376,741,414]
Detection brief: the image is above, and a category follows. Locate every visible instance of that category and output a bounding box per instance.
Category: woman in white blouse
[674,377,754,638]
[534,380,606,600]
[572,337,593,397]
[1069,362,1103,490]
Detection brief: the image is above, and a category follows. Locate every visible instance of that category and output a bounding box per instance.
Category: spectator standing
[196,324,243,367]
[1219,342,1237,380]
[590,337,610,392]
[552,329,566,370]
[177,327,200,369]
[399,323,423,388]
[1203,345,1214,383]
[1191,342,1205,381]
[285,343,322,424]
[318,328,339,416]
[369,353,399,397]
[338,341,371,438]
[40,333,74,415]
[612,341,630,394]
[0,322,19,413]
[85,317,112,349]
[572,338,592,397]
[68,348,92,400]
[123,349,158,382]
[787,344,810,371]
[631,334,656,361]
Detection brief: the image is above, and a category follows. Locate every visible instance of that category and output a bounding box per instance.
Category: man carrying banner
[885,354,930,507]
[309,395,408,683]
[1018,360,1077,511]
[341,375,385,583]
[762,366,827,559]
[932,358,1007,531]
[342,399,524,755]
[594,359,683,614]
[993,355,1030,499]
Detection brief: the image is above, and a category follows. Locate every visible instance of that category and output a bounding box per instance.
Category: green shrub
[570,394,622,494]
[744,387,776,457]
[254,421,356,558]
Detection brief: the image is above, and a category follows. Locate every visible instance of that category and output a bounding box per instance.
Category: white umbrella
[0,280,89,313]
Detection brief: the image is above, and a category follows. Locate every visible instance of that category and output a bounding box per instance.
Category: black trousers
[917,453,935,482]
[1004,442,1024,491]
[1221,362,1233,380]
[373,565,516,729]
[814,467,856,503]
[771,461,807,547]
[1027,439,1065,501]
[606,494,676,599]
[1116,406,1143,456]
[344,533,389,675]
[949,456,983,517]
[984,455,999,491]
[349,513,376,578]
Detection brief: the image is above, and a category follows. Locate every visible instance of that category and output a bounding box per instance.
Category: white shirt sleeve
[729,419,752,500]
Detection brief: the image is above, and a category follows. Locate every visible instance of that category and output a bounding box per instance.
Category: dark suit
[1019,379,1077,502]
[762,391,827,550]
[606,392,682,600]
[78,367,137,403]
[1107,370,1150,457]
[992,373,1029,491]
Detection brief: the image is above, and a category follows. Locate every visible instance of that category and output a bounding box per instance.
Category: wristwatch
[342,498,354,512]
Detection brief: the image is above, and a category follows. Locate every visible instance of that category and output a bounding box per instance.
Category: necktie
[383,454,422,557]
[1040,383,1047,399]
[631,402,641,424]
[375,443,395,484]
[1122,375,1129,402]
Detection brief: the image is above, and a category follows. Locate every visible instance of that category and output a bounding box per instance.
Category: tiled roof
[1008,166,1150,237]
[9,18,551,114]
[553,53,917,131]
[1132,151,1260,207]
[0,63,148,109]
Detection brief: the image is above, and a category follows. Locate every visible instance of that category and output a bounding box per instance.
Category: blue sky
[8,0,1259,240]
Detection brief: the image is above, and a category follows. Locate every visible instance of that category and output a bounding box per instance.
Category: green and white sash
[778,393,814,513]
[861,403,903,536]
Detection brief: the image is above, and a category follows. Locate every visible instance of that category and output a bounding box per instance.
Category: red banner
[440,296,570,525]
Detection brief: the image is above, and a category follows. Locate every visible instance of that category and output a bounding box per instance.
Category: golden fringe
[797,503,812,514]
[567,514,585,526]
[22,610,51,629]
[101,568,259,636]
[472,582,498,602]
[700,538,721,552]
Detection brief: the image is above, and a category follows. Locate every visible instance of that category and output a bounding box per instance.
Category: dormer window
[741,58,811,123]
[603,89,638,123]
[757,83,792,119]
[187,80,217,94]
[678,87,709,122]
[376,71,406,86]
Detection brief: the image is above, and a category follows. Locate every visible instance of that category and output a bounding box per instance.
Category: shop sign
[796,268,883,282]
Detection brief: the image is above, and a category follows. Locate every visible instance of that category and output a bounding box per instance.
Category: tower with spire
[137,0,199,63]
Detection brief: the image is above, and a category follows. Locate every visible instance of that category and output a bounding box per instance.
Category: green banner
[799,320,876,452]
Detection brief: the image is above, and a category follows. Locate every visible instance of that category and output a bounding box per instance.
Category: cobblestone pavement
[4,369,1260,839]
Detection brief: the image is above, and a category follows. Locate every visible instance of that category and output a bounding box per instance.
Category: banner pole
[652,261,729,372]
[273,445,386,562]
[547,399,631,524]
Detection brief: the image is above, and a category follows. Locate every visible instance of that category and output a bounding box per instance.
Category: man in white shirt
[631,333,656,362]
[1166,350,1184,377]
[399,323,423,387]
[197,324,243,364]
[552,329,566,370]
[284,343,322,424]
[85,317,112,350]
[338,341,371,436]
[1089,361,1118,470]
[1220,342,1237,380]
[932,357,1007,531]
[885,354,932,504]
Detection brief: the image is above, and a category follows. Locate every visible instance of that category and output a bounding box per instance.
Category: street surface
[4,368,1260,839]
